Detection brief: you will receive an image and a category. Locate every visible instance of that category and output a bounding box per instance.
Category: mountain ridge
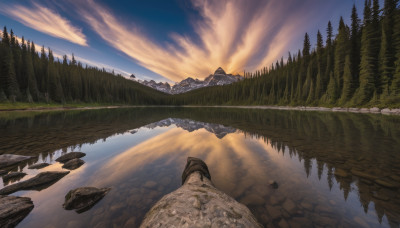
[133,67,243,94]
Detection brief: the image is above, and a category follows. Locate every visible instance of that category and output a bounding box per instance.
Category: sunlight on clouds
[0,2,87,46]
[78,0,311,82]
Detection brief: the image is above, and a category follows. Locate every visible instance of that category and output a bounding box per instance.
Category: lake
[0,107,399,227]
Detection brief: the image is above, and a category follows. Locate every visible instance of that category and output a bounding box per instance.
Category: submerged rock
[140,157,262,227]
[0,171,70,195]
[269,180,279,189]
[63,187,111,213]
[0,195,34,227]
[28,163,50,169]
[0,154,34,169]
[0,170,6,175]
[62,158,85,170]
[2,172,27,183]
[56,152,86,163]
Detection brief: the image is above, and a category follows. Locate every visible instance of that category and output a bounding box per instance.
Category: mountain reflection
[1,108,400,227]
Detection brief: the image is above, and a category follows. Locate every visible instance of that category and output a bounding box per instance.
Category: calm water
[0,108,399,228]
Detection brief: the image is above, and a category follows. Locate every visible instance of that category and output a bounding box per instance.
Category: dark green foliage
[334,17,350,95]
[170,0,400,108]
[0,27,167,105]
[340,55,353,104]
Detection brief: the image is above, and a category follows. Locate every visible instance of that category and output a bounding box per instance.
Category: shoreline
[193,105,400,115]
[1,104,400,115]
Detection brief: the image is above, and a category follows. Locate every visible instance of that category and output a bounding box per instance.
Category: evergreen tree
[325,71,337,104]
[379,0,399,97]
[356,0,377,104]
[350,4,361,89]
[334,17,350,95]
[340,55,353,104]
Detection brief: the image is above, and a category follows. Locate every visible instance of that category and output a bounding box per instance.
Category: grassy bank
[0,102,130,111]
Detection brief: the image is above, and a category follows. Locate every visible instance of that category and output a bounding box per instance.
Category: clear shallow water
[0,108,399,227]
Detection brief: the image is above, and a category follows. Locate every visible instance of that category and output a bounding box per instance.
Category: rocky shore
[196,105,400,115]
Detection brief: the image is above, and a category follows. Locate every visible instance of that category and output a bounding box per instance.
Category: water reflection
[0,108,399,227]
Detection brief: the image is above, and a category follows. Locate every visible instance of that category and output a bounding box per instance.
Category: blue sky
[0,0,381,83]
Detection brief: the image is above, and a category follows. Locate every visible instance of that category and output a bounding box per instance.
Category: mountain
[140,118,237,139]
[134,67,243,94]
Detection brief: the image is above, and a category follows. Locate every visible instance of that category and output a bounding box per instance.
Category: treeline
[0,28,166,104]
[172,0,400,107]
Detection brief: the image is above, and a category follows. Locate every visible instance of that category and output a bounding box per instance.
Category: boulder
[0,154,34,169]
[0,171,70,195]
[63,187,111,213]
[0,195,34,227]
[0,170,7,175]
[140,157,262,227]
[62,158,85,170]
[2,172,27,183]
[28,163,50,169]
[56,152,86,163]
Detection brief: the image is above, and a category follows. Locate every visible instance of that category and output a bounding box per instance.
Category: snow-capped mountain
[133,67,243,94]
[142,118,237,139]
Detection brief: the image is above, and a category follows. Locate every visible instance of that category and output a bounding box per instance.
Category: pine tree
[326,71,338,104]
[334,17,350,95]
[356,0,377,104]
[350,4,361,89]
[391,3,400,96]
[379,0,399,98]
[340,55,353,104]
[326,21,333,47]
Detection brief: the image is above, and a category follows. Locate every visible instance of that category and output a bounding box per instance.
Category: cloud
[75,0,322,82]
[0,2,87,46]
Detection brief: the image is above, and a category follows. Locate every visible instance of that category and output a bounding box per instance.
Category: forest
[1,0,400,108]
[172,0,400,107]
[0,28,167,105]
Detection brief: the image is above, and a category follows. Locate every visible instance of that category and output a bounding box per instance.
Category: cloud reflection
[90,127,274,197]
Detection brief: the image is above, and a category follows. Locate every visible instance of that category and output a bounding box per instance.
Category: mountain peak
[138,67,242,94]
[214,67,226,75]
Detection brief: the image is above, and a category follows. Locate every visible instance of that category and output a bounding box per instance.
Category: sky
[0,0,380,83]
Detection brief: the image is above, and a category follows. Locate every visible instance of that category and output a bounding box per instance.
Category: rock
[300,201,313,211]
[381,108,392,115]
[282,199,296,214]
[140,157,262,227]
[0,170,6,175]
[0,154,34,169]
[0,171,70,195]
[269,180,279,189]
[240,194,265,206]
[278,219,289,228]
[370,107,380,113]
[359,108,370,113]
[348,108,360,112]
[62,158,85,170]
[334,169,349,178]
[0,195,34,227]
[63,187,111,213]
[143,181,157,189]
[2,172,27,182]
[55,152,86,163]
[28,163,50,169]
[351,169,378,180]
[375,179,400,189]
[266,205,281,221]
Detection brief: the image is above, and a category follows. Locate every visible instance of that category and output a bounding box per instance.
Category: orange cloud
[77,0,313,82]
[0,2,87,46]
